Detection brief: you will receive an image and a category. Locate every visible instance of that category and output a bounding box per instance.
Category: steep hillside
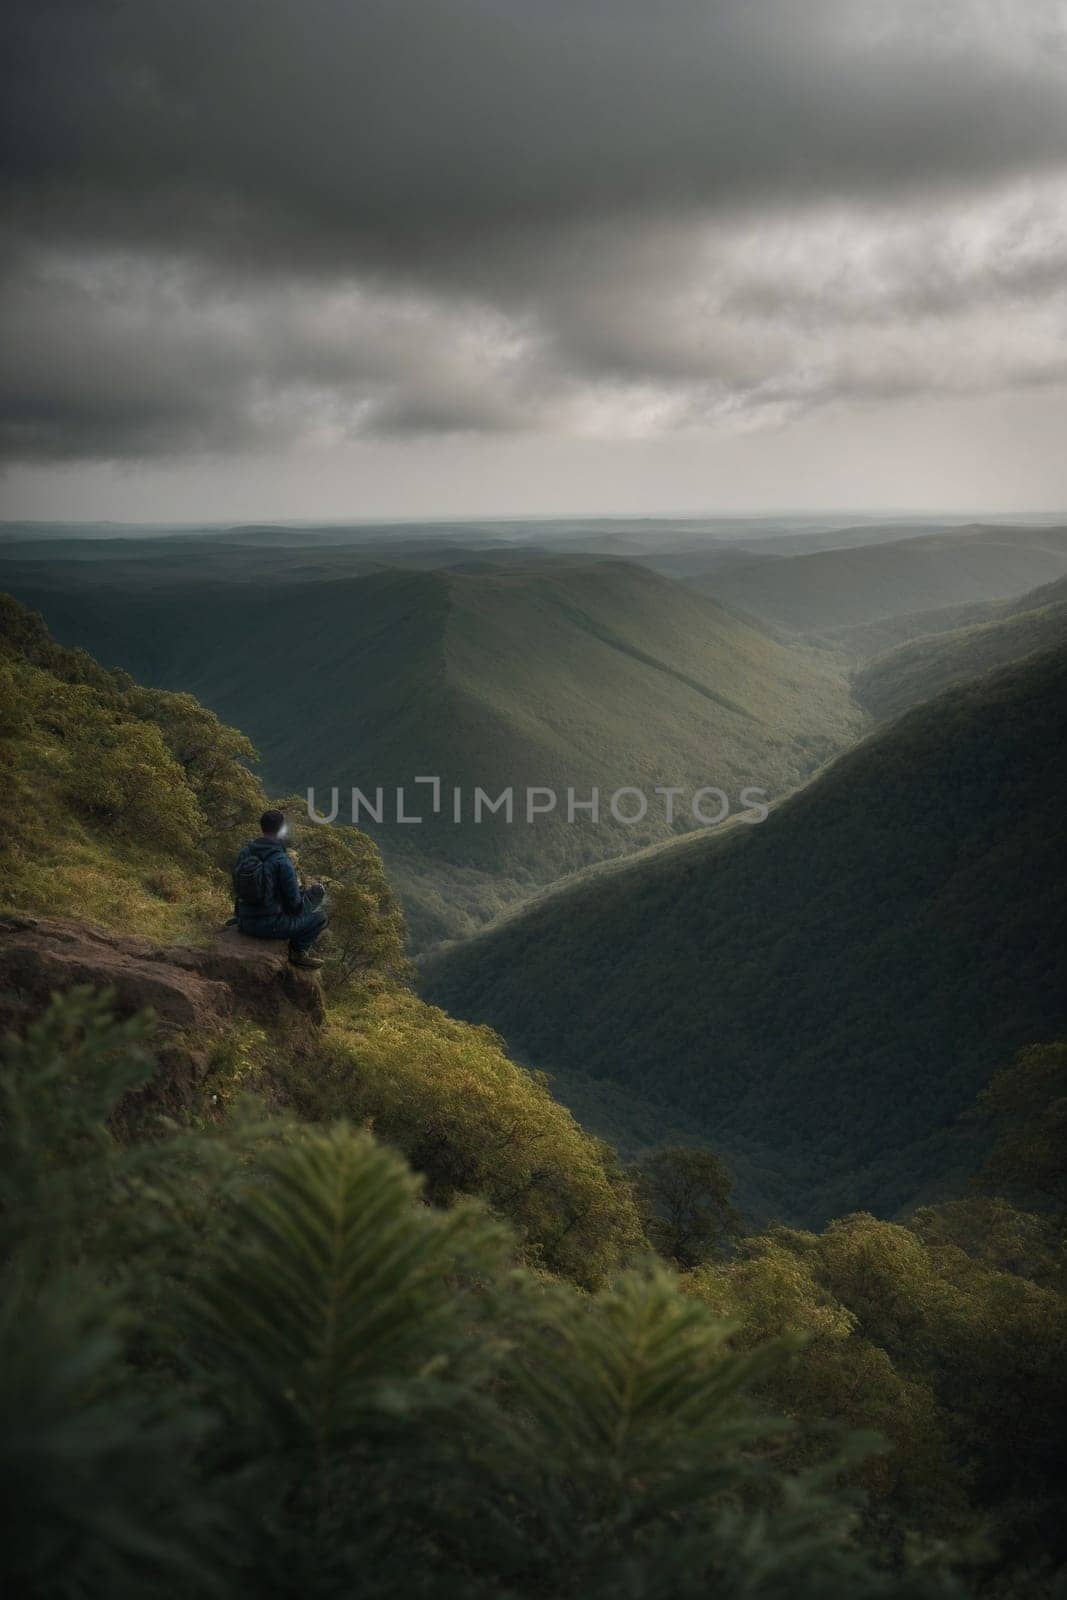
[423,643,1067,1225]
[0,593,263,938]
[0,594,641,1282]
[691,523,1067,634]
[854,586,1067,721]
[5,556,862,946]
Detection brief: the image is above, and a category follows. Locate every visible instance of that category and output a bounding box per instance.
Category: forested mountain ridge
[422,641,1067,1226]
[3,556,862,946]
[854,583,1067,721]
[692,522,1067,634]
[810,570,1067,659]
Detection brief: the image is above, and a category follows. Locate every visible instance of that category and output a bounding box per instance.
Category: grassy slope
[5,556,863,946]
[422,643,1067,1226]
[691,524,1067,634]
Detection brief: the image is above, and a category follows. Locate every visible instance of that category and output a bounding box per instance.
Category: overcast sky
[2,0,1067,521]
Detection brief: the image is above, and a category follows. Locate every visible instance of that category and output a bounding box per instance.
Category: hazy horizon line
[4,508,1067,533]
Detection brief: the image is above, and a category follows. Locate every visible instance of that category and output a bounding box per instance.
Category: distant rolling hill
[0,531,562,587]
[637,519,982,582]
[813,571,1067,660]
[689,523,1067,635]
[2,555,862,947]
[421,643,1067,1225]
[854,578,1067,722]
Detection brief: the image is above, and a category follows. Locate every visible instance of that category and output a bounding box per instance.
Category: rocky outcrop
[158,925,326,1026]
[0,914,325,1038]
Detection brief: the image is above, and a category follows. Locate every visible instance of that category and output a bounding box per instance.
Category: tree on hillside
[977,1042,1067,1220]
[631,1146,742,1268]
[693,1206,1067,1581]
[128,687,263,859]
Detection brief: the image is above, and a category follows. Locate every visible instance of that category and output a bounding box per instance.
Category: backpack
[234,851,271,908]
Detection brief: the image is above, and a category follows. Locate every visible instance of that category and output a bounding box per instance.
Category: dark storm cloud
[4,0,1067,268]
[2,0,1067,462]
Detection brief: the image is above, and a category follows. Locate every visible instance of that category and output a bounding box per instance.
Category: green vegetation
[2,554,863,946]
[2,989,971,1600]
[0,594,406,969]
[224,983,644,1288]
[631,1144,742,1268]
[423,643,1067,1225]
[692,1204,1067,1582]
[0,593,260,937]
[976,1042,1067,1224]
[688,1040,1067,1580]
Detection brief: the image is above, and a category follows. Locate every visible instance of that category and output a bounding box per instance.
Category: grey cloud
[0,258,555,460]
[481,185,1067,404]
[6,175,1067,462]
[3,0,1067,464]
[0,265,261,460]
[5,0,1067,271]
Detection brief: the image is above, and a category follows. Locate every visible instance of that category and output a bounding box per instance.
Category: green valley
[3,548,862,946]
[422,640,1067,1226]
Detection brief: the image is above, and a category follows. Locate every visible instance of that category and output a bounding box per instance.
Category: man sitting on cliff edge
[232,809,328,970]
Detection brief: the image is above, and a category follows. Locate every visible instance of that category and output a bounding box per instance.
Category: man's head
[259,808,289,840]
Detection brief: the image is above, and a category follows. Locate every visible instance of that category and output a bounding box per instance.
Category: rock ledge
[0,914,326,1036]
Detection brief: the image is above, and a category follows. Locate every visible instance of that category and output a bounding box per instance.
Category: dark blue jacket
[232,836,303,927]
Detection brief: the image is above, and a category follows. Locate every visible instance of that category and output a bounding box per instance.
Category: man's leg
[288,907,328,956]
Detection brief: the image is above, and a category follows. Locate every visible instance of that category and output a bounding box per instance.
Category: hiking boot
[289,949,324,970]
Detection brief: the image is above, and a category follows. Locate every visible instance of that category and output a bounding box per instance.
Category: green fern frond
[511,1268,791,1541]
[189,1125,510,1460]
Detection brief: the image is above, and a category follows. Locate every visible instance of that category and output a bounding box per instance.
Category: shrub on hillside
[279,984,644,1288]
[62,717,204,854]
[127,686,263,862]
[0,596,263,935]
